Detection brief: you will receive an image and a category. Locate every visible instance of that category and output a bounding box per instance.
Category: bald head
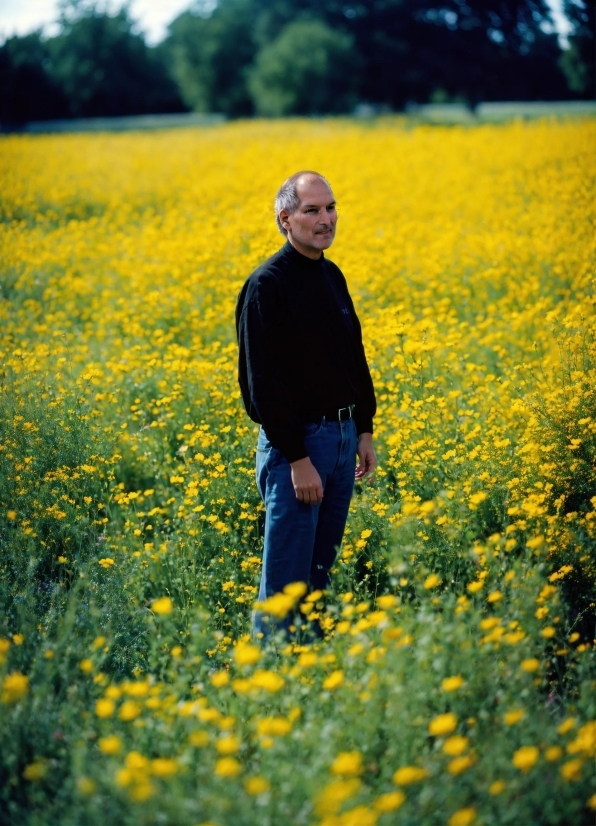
[275,171,333,236]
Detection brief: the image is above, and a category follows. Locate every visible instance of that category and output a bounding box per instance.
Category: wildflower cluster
[0,117,595,825]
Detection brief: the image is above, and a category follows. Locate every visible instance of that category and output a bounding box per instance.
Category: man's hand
[290,457,324,505]
[355,432,376,480]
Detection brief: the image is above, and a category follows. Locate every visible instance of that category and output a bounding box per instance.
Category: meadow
[0,117,595,826]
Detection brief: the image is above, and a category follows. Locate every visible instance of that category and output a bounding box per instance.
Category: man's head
[275,171,337,260]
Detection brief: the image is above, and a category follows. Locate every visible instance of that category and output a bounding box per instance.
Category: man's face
[280,176,337,259]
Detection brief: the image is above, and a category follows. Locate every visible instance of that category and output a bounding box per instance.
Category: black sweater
[235,241,376,463]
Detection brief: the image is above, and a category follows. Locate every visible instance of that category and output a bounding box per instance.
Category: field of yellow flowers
[1,116,595,826]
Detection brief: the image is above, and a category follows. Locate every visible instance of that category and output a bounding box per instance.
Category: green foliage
[0,34,68,125]
[47,8,183,118]
[247,19,358,117]
[559,0,595,97]
[164,0,258,116]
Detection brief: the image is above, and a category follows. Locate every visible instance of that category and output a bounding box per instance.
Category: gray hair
[274,170,330,236]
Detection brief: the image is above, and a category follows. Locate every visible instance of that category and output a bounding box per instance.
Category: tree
[47,6,185,117]
[247,19,358,116]
[247,0,569,107]
[163,0,257,117]
[559,0,595,97]
[0,33,68,125]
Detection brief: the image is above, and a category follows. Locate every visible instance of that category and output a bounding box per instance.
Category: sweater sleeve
[332,267,376,436]
[352,310,376,436]
[237,275,308,463]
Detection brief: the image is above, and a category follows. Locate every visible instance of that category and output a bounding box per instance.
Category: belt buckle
[338,405,353,421]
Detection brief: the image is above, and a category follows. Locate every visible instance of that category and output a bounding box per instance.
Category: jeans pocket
[303,419,325,438]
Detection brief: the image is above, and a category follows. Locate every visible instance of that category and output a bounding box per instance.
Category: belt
[322,404,355,422]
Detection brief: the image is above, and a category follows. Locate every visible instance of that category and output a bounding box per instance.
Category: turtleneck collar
[282,240,325,266]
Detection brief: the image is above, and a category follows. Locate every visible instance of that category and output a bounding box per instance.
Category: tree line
[1,0,593,125]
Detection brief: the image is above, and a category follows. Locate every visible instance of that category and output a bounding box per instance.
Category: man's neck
[286,236,323,261]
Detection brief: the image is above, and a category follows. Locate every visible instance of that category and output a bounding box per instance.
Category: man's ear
[279,210,291,230]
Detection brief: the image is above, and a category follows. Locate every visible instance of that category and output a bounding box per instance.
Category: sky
[0,0,572,46]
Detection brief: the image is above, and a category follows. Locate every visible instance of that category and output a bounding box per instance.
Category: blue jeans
[253,417,357,638]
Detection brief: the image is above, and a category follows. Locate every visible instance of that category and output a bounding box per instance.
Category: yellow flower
[442,675,465,692]
[489,780,505,795]
[467,581,483,593]
[0,639,11,664]
[1,672,29,704]
[512,746,539,772]
[487,590,503,603]
[503,709,525,726]
[256,717,292,737]
[298,651,317,667]
[151,758,178,777]
[214,757,241,777]
[189,731,209,748]
[448,807,477,826]
[12,634,24,645]
[587,793,596,811]
[95,698,115,718]
[448,755,474,774]
[250,670,284,692]
[330,751,363,776]
[233,641,260,667]
[245,776,270,795]
[423,573,442,589]
[560,758,583,781]
[392,765,428,785]
[567,721,596,756]
[428,713,458,736]
[231,678,251,693]
[322,670,344,690]
[254,592,295,619]
[210,671,230,687]
[443,736,469,756]
[7,510,17,521]
[335,804,379,826]
[125,751,149,769]
[115,768,132,787]
[374,791,405,812]
[557,717,576,735]
[118,700,141,721]
[98,735,122,755]
[283,581,308,599]
[98,557,115,568]
[545,746,563,761]
[129,781,154,801]
[520,658,540,672]
[315,779,361,816]
[216,736,240,755]
[479,617,500,630]
[541,626,556,638]
[23,760,48,781]
[79,659,93,674]
[151,596,173,615]
[469,491,487,507]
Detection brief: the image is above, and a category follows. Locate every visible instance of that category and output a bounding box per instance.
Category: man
[235,171,376,638]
